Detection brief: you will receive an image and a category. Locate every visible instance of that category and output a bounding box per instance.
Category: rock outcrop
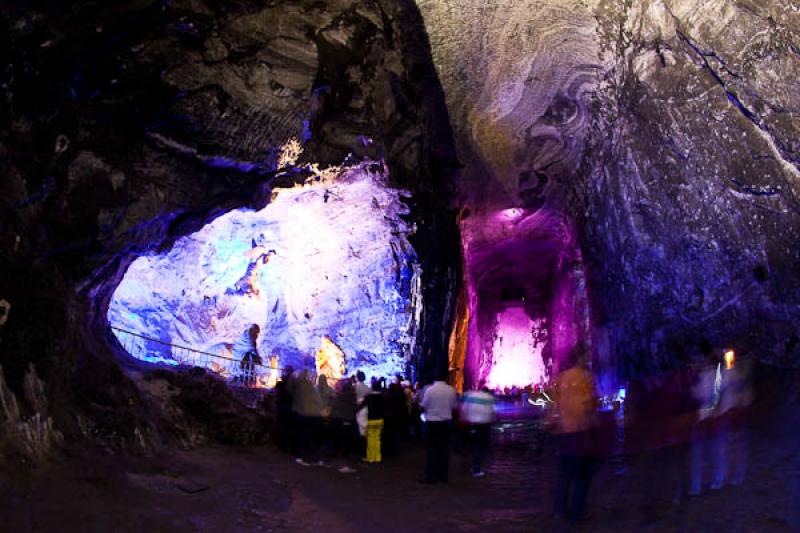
[0,0,458,449]
[416,0,800,380]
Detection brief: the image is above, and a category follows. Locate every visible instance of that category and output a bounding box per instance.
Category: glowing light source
[724,349,735,369]
[485,307,548,390]
[108,160,419,382]
[256,356,280,389]
[498,207,525,220]
[316,336,346,381]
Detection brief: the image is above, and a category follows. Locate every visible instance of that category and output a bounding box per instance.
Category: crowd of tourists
[272,367,496,481]
[545,344,754,522]
[264,339,753,524]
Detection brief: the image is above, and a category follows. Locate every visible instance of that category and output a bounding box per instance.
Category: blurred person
[625,362,698,523]
[461,385,496,477]
[359,380,386,463]
[330,377,357,458]
[317,375,334,457]
[233,324,261,387]
[551,345,601,521]
[318,375,334,417]
[292,369,323,466]
[713,353,753,488]
[421,371,459,483]
[688,350,721,494]
[275,365,295,453]
[384,375,408,457]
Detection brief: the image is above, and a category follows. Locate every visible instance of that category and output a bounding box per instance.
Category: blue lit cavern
[108,160,421,384]
[3,1,800,528]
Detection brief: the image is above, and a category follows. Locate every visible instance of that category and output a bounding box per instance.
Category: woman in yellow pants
[360,380,386,463]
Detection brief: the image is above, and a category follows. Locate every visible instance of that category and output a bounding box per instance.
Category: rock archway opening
[107,161,423,387]
[454,207,590,392]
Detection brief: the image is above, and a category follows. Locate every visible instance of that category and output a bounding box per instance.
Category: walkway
[1,414,797,532]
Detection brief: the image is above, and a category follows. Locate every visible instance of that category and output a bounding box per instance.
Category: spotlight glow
[724,349,735,369]
[109,161,420,382]
[485,307,548,390]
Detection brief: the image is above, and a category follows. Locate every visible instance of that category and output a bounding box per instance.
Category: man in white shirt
[421,374,458,483]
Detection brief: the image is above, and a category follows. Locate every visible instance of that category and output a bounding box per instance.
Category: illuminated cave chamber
[455,208,590,391]
[108,162,421,385]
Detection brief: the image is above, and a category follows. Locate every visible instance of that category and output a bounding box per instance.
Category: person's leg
[554,452,574,518]
[366,420,377,462]
[470,424,488,474]
[382,418,393,457]
[570,456,596,520]
[688,425,704,495]
[469,425,480,474]
[375,419,384,463]
[480,423,490,472]
[277,412,288,452]
[438,421,451,482]
[311,417,322,463]
[711,422,728,489]
[297,416,309,461]
[425,422,439,482]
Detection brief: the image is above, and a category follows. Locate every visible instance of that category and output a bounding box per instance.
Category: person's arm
[357,395,367,413]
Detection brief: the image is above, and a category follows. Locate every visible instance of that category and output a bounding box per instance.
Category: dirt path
[1,417,797,532]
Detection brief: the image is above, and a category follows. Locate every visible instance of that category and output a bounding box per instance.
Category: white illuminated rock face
[109,162,420,382]
[485,307,548,391]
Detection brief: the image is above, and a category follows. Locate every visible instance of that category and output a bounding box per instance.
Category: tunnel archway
[452,207,591,392]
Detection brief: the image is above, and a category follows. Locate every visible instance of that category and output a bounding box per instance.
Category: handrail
[109,325,345,383]
[110,325,251,366]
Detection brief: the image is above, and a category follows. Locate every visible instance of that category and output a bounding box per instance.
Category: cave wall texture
[1,0,799,452]
[0,0,459,448]
[416,0,800,381]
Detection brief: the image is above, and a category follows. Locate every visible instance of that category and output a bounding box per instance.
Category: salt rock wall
[109,164,419,380]
[417,0,800,376]
[0,0,458,446]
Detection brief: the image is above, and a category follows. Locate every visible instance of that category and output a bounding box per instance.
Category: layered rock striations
[0,0,458,449]
[417,0,800,379]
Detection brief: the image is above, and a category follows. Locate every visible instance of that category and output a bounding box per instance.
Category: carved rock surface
[0,0,458,447]
[417,0,800,375]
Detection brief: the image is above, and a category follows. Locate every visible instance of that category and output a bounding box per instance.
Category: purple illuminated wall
[459,207,591,390]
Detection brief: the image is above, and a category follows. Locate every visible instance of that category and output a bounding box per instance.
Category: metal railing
[110,325,279,388]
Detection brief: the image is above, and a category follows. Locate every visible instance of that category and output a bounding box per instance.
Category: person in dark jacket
[384,375,408,457]
[275,366,295,453]
[330,377,357,457]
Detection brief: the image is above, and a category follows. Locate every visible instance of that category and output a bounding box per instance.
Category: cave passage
[108,162,422,385]
[456,207,590,391]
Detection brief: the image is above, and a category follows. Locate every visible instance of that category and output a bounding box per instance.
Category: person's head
[248,324,260,340]
[371,380,382,392]
[318,374,328,387]
[356,370,366,383]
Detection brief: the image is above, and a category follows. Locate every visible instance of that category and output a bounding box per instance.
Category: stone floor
[1,413,798,532]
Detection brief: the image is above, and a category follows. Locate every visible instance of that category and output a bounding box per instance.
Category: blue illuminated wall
[108,162,420,381]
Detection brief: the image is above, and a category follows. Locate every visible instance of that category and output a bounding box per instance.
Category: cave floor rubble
[0,415,797,532]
